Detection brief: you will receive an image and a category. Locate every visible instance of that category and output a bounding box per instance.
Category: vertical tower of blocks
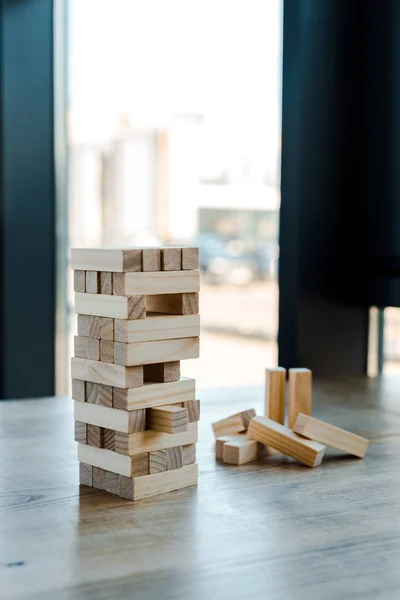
[70,247,200,501]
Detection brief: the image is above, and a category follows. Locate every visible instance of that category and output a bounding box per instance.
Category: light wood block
[212,409,256,438]
[78,443,132,477]
[102,428,115,451]
[71,248,142,272]
[265,367,286,425]
[100,317,114,341]
[293,414,369,458]
[100,339,114,364]
[77,314,100,339]
[222,435,259,465]
[143,361,180,383]
[182,443,196,466]
[288,368,312,429]
[116,270,200,296]
[74,270,86,293]
[130,453,149,477]
[161,247,181,271]
[182,247,199,270]
[74,421,87,444]
[148,405,188,434]
[86,382,99,404]
[215,435,241,460]
[114,337,199,367]
[132,463,198,501]
[112,377,195,411]
[92,466,107,491]
[105,470,120,496]
[97,384,112,407]
[146,293,199,316]
[142,248,161,272]
[74,401,146,434]
[86,271,99,294]
[114,422,198,456]
[183,399,200,423]
[79,462,92,486]
[74,336,86,359]
[100,272,112,295]
[86,337,100,361]
[248,415,325,468]
[72,379,85,403]
[112,272,125,296]
[87,424,102,448]
[149,447,183,473]
[71,357,143,388]
[75,293,146,320]
[114,314,200,343]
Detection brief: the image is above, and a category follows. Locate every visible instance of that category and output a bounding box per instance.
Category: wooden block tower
[70,247,200,501]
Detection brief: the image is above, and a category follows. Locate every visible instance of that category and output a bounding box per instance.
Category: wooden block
[148,405,188,434]
[74,270,86,292]
[74,421,87,444]
[144,361,181,383]
[92,466,107,491]
[182,293,199,315]
[79,462,93,486]
[114,314,200,343]
[288,368,312,429]
[248,415,325,468]
[182,443,196,466]
[71,248,142,272]
[78,443,132,476]
[71,357,143,388]
[293,414,369,458]
[100,272,112,295]
[183,399,200,423]
[182,247,199,270]
[102,428,115,451]
[114,422,198,456]
[215,435,241,460]
[72,379,85,403]
[118,475,135,500]
[100,339,114,364]
[112,376,195,411]
[131,453,149,477]
[97,384,112,408]
[142,248,161,272]
[77,314,100,339]
[222,435,259,465]
[74,336,86,359]
[105,470,120,496]
[86,337,100,361]
[132,463,198,501]
[265,367,286,424]
[149,446,183,473]
[114,337,199,367]
[86,271,99,294]
[146,293,199,316]
[161,247,182,271]
[100,317,114,341]
[112,272,125,296]
[87,424,102,448]
[86,382,99,404]
[74,401,146,434]
[75,293,146,320]
[119,270,200,296]
[212,409,256,438]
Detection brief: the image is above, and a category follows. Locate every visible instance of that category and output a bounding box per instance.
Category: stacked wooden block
[213,367,369,467]
[71,246,200,501]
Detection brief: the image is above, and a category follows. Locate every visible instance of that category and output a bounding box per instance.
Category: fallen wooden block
[114,314,200,343]
[112,377,195,411]
[288,368,312,429]
[293,413,369,458]
[75,292,146,320]
[248,416,325,467]
[148,405,188,434]
[113,337,199,367]
[215,435,241,460]
[212,409,256,438]
[265,367,286,424]
[114,422,198,456]
[71,357,143,388]
[222,435,260,465]
[111,270,200,296]
[71,248,142,272]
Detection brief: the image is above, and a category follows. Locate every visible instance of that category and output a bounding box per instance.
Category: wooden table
[2,376,400,599]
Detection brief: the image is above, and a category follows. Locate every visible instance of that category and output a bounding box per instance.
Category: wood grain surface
[2,377,400,599]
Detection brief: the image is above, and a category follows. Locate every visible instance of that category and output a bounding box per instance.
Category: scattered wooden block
[142,248,161,272]
[100,272,112,295]
[161,247,182,271]
[71,357,143,388]
[182,247,199,270]
[215,435,241,460]
[86,271,99,294]
[102,428,115,451]
[248,415,325,468]
[72,379,85,403]
[112,377,195,411]
[114,314,200,343]
[114,422,198,456]
[212,409,256,438]
[74,401,146,434]
[100,339,114,364]
[144,361,181,383]
[75,292,146,320]
[100,317,114,340]
[92,466,107,491]
[116,270,200,296]
[87,424,102,448]
[97,384,112,408]
[181,443,196,466]
[86,337,100,361]
[113,337,199,367]
[74,421,87,444]
[71,248,142,272]
[265,367,286,425]
[79,462,92,486]
[149,447,183,473]
[148,405,188,434]
[293,413,369,458]
[86,382,99,404]
[77,314,100,339]
[74,270,86,293]
[288,368,312,429]
[222,435,259,465]
[183,399,200,422]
